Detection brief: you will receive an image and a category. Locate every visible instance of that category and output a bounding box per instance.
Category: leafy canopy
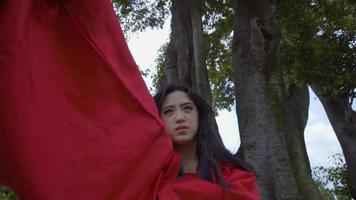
[279,0,356,103]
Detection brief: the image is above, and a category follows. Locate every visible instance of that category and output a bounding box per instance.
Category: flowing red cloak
[0,0,260,199]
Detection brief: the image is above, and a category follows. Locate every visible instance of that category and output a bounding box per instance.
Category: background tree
[164,0,212,104]
[233,0,321,199]
[313,153,355,199]
[279,0,356,196]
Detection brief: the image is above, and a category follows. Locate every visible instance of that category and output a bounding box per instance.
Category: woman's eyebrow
[180,102,193,107]
[161,105,175,110]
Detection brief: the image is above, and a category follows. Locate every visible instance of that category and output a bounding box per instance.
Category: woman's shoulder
[221,162,256,180]
[221,163,261,199]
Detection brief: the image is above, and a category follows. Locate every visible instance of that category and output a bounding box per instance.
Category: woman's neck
[176,141,198,173]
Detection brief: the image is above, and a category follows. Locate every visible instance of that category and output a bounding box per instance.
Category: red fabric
[0,0,260,199]
[158,165,260,200]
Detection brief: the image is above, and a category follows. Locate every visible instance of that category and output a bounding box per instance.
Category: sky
[125,24,343,169]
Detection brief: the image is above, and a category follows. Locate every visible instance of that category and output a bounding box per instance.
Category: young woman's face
[160,91,199,145]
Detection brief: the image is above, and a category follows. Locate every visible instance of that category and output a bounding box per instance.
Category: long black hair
[154,84,252,187]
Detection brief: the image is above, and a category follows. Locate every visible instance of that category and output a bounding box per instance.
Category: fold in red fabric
[158,165,260,200]
[0,0,260,199]
[0,0,175,199]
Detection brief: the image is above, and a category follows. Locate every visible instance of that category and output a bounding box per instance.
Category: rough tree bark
[284,85,322,200]
[311,84,356,198]
[165,0,211,105]
[233,0,321,199]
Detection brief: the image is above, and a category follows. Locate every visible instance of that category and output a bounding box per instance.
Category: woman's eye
[163,109,173,116]
[183,105,193,112]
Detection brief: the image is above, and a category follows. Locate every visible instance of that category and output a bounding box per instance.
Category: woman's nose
[175,110,185,123]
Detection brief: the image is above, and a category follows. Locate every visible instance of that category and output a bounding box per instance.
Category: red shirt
[158,153,260,200]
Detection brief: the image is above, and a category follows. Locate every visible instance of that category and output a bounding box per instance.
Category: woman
[154,84,260,199]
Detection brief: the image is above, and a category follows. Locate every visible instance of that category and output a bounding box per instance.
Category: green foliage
[112,0,170,34]
[151,42,169,92]
[278,0,356,102]
[313,153,355,199]
[207,33,235,111]
[313,180,335,200]
[0,186,18,200]
[204,0,236,111]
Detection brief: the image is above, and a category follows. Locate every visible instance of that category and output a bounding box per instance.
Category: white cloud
[127,29,169,68]
[126,23,170,89]
[305,89,343,168]
[305,117,342,168]
[307,109,320,123]
[216,109,240,154]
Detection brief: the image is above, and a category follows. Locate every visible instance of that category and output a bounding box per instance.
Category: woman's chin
[173,137,196,146]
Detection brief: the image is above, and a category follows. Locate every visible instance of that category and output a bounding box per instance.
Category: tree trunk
[284,84,322,200]
[165,0,211,104]
[190,0,211,105]
[168,0,192,86]
[233,1,321,199]
[165,41,178,84]
[311,84,356,198]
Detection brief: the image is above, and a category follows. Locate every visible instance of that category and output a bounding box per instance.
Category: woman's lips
[175,126,188,134]
[175,126,188,131]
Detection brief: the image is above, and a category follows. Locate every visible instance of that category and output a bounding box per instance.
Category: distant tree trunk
[311,84,356,198]
[233,0,321,199]
[284,84,322,200]
[165,41,178,85]
[190,0,210,104]
[165,0,212,104]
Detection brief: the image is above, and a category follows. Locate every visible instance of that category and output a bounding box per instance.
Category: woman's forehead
[162,91,194,107]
